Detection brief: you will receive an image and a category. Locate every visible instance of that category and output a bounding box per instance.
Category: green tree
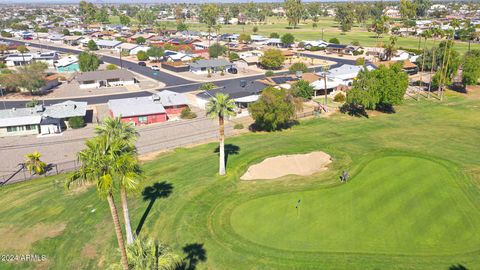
[147,46,164,62]
[252,26,259,33]
[260,49,285,70]
[68,116,85,128]
[289,62,308,74]
[17,45,29,65]
[285,0,304,29]
[270,32,280,38]
[238,33,251,44]
[95,117,142,245]
[383,36,397,61]
[66,134,132,270]
[400,0,417,20]
[281,33,295,47]
[206,93,237,176]
[119,15,131,26]
[228,52,240,62]
[355,4,369,28]
[291,79,314,99]
[177,22,188,31]
[11,62,48,94]
[413,0,431,17]
[249,86,297,131]
[123,237,182,270]
[208,43,226,58]
[199,82,218,91]
[79,51,100,72]
[346,63,408,111]
[335,3,355,32]
[199,4,219,45]
[79,0,96,23]
[462,55,480,86]
[135,37,146,45]
[136,50,148,61]
[370,15,389,46]
[62,29,70,36]
[136,8,156,28]
[87,39,98,51]
[328,37,340,44]
[24,152,47,175]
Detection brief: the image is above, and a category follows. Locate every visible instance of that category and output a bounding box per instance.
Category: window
[26,125,37,131]
[7,126,17,132]
[138,116,147,123]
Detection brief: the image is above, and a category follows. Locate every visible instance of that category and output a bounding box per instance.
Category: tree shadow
[135,181,173,236]
[213,144,240,166]
[249,120,299,132]
[176,243,207,270]
[448,264,468,270]
[340,103,369,118]
[376,103,396,114]
[450,82,467,94]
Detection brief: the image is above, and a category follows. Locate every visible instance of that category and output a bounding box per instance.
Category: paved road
[0,38,359,109]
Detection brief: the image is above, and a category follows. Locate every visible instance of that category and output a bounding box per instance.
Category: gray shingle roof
[76,69,135,82]
[154,90,188,107]
[108,96,166,118]
[0,108,42,127]
[43,100,88,119]
[189,59,232,69]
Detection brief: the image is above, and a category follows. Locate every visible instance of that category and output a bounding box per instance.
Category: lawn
[182,17,474,54]
[1,91,480,270]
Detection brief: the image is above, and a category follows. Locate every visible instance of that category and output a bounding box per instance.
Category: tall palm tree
[206,93,237,176]
[17,45,29,66]
[428,27,443,98]
[96,117,142,245]
[419,29,432,99]
[66,136,132,270]
[126,237,182,270]
[24,151,47,175]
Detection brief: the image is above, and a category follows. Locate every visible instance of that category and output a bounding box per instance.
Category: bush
[260,49,285,70]
[352,50,364,56]
[351,40,360,46]
[355,57,365,66]
[265,70,275,77]
[106,64,118,70]
[25,99,39,108]
[270,32,280,38]
[137,50,148,61]
[333,92,346,102]
[180,107,197,119]
[233,123,244,130]
[289,62,308,74]
[307,46,325,51]
[229,52,240,62]
[329,38,340,44]
[1,31,13,37]
[398,47,422,55]
[68,116,85,129]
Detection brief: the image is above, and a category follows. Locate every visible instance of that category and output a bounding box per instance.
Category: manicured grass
[231,155,480,255]
[1,91,480,269]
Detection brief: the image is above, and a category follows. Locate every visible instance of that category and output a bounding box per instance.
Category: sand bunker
[241,151,332,180]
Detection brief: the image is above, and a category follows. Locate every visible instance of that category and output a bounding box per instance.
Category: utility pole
[322,64,329,105]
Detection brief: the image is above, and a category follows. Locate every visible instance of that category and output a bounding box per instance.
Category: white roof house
[55,55,78,68]
[130,46,151,56]
[108,96,166,118]
[303,40,329,48]
[155,90,189,107]
[95,39,123,49]
[319,64,375,86]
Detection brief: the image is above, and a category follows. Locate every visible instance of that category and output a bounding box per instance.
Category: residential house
[5,51,58,67]
[55,55,79,72]
[320,64,375,86]
[303,40,329,50]
[189,59,235,75]
[326,44,347,54]
[76,69,137,89]
[107,92,188,125]
[116,43,139,55]
[63,35,83,46]
[374,60,418,75]
[94,39,122,50]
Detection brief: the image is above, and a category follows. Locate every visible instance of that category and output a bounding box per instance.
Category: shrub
[106,64,118,70]
[270,32,280,38]
[351,40,360,46]
[229,52,240,62]
[137,50,148,61]
[297,42,305,48]
[329,38,340,44]
[265,70,275,77]
[233,123,244,130]
[260,49,285,70]
[307,46,325,51]
[333,92,346,102]
[352,50,364,56]
[180,107,197,119]
[68,116,85,129]
[25,99,39,108]
[355,57,365,66]
[289,62,308,74]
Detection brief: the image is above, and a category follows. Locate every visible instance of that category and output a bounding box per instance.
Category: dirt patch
[241,151,332,180]
[0,223,66,251]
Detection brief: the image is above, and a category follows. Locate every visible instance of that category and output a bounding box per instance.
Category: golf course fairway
[230,155,480,255]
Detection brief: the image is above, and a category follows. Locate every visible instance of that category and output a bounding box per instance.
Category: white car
[151,65,160,71]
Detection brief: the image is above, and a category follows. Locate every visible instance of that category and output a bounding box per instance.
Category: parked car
[138,62,146,67]
[227,67,238,74]
[151,65,160,71]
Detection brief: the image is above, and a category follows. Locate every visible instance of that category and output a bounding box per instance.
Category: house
[303,40,328,50]
[326,44,348,54]
[130,46,151,56]
[116,43,139,55]
[94,39,122,50]
[189,59,234,75]
[0,108,42,136]
[49,34,65,43]
[63,35,83,46]
[320,64,375,86]
[196,79,267,109]
[374,60,418,75]
[55,55,79,72]
[0,100,87,137]
[76,69,137,89]
[5,51,59,67]
[263,38,284,48]
[154,90,189,115]
[108,96,168,125]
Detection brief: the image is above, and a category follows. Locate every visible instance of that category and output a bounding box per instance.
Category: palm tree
[383,36,397,61]
[24,151,47,175]
[66,135,132,270]
[419,29,432,99]
[17,45,29,66]
[95,117,142,245]
[428,27,443,98]
[126,237,182,270]
[206,93,237,176]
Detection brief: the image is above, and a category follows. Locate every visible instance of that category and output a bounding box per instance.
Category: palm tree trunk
[107,193,129,270]
[218,116,226,176]
[419,37,427,100]
[120,188,134,245]
[324,73,328,105]
[439,36,451,101]
[428,38,436,99]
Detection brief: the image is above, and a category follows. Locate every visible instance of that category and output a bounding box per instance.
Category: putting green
[230,155,480,255]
